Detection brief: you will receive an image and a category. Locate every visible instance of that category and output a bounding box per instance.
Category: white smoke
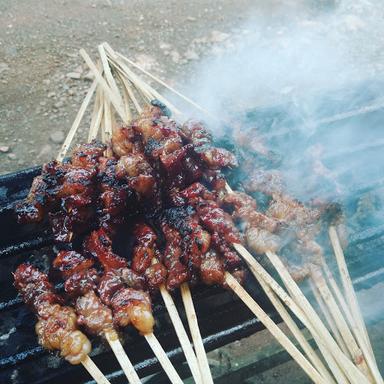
[171,0,384,203]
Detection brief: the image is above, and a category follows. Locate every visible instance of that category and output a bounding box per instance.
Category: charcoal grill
[1,83,384,383]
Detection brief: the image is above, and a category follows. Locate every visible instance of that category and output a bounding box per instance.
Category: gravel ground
[0,0,271,174]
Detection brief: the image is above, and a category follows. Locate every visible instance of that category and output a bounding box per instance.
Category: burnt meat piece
[144,263,168,292]
[97,157,132,234]
[200,249,225,286]
[112,126,141,157]
[161,222,189,290]
[71,141,106,169]
[163,206,211,271]
[183,120,238,169]
[116,153,157,199]
[132,224,158,274]
[85,229,127,271]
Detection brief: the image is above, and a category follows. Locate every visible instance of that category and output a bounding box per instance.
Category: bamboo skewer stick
[309,278,350,356]
[115,71,133,122]
[321,259,377,369]
[311,267,373,380]
[225,272,327,384]
[105,331,142,384]
[232,242,350,383]
[79,49,126,123]
[256,271,335,383]
[98,44,124,109]
[180,283,214,384]
[57,78,97,161]
[144,333,184,384]
[88,86,103,142]
[159,284,203,384]
[103,96,113,143]
[329,227,383,384]
[109,47,217,121]
[81,355,111,384]
[264,249,371,384]
[328,227,372,351]
[233,244,349,384]
[231,240,366,383]
[103,43,183,117]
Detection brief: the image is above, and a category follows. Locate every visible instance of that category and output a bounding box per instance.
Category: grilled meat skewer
[13,264,92,365]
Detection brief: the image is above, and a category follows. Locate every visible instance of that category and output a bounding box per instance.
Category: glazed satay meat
[131,223,167,292]
[52,250,114,336]
[15,141,106,244]
[85,229,155,335]
[267,194,321,228]
[13,264,91,365]
[174,182,243,270]
[115,152,158,199]
[162,205,211,275]
[111,125,141,158]
[266,193,324,263]
[133,105,184,162]
[49,141,106,243]
[223,191,282,255]
[111,124,161,206]
[183,120,238,169]
[169,182,246,285]
[15,160,67,224]
[200,249,225,286]
[160,222,189,290]
[97,156,133,235]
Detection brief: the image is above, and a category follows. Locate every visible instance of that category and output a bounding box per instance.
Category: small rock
[187,16,196,22]
[7,153,16,160]
[47,92,56,98]
[43,79,51,85]
[66,72,81,80]
[37,144,53,159]
[0,146,10,153]
[83,70,94,81]
[170,50,181,64]
[184,49,199,61]
[134,54,157,70]
[53,101,64,109]
[0,62,9,75]
[210,30,230,43]
[159,42,171,50]
[39,101,46,106]
[50,131,65,144]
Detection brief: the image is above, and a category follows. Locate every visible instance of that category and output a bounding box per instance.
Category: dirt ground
[0,0,328,175]
[0,0,272,174]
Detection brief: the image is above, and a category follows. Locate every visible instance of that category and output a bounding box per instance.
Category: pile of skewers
[12,42,384,384]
